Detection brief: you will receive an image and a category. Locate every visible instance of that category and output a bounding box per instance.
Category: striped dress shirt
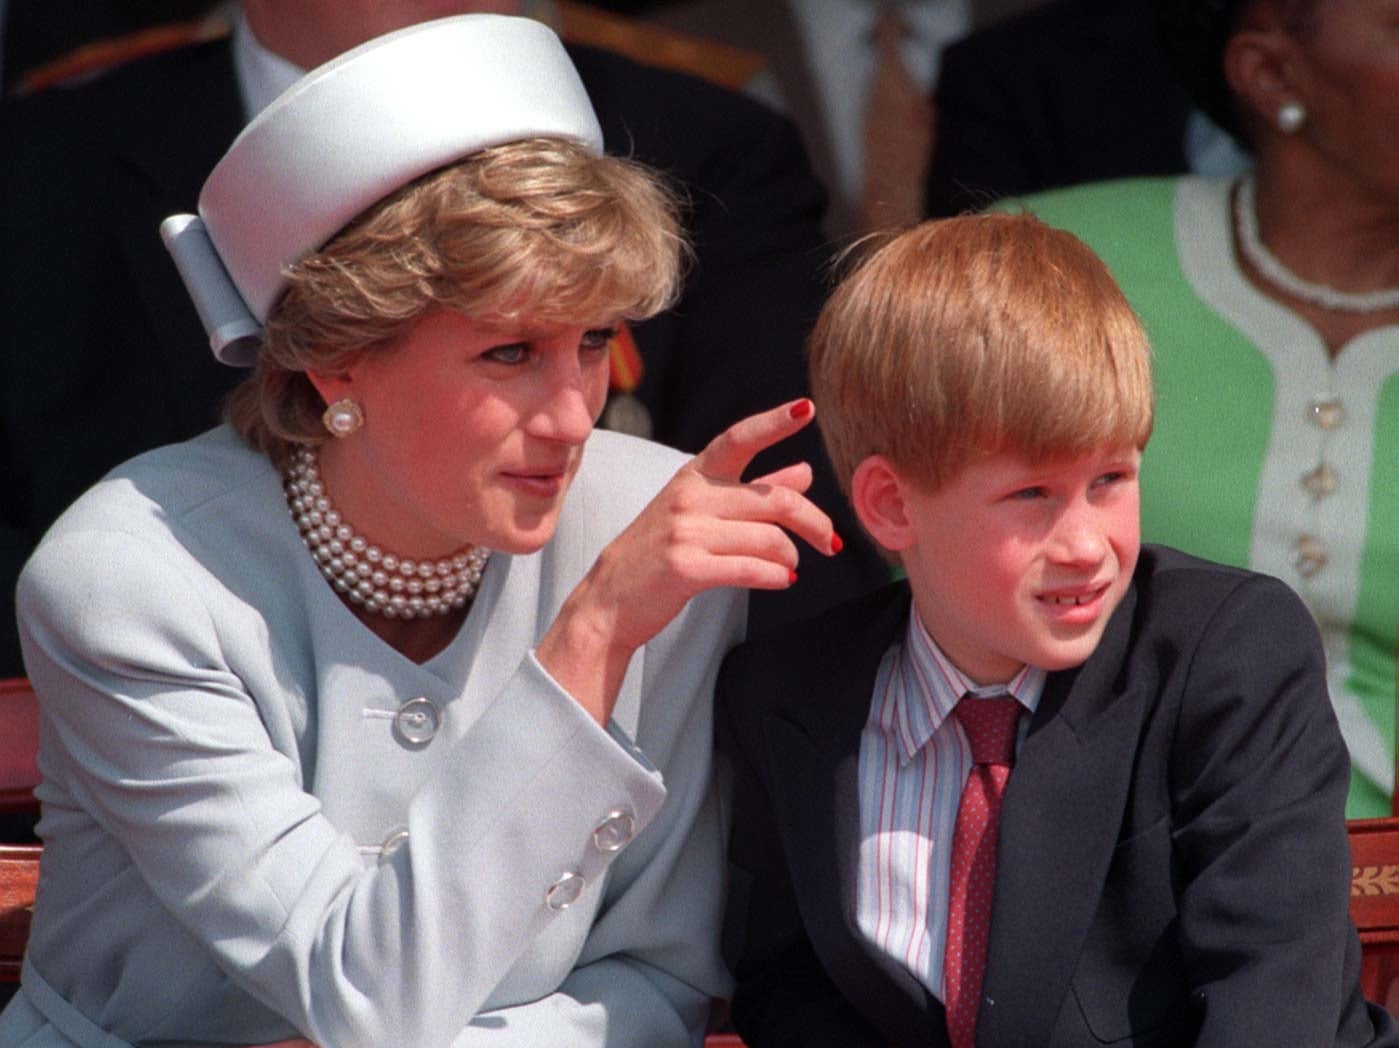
[855,606,1045,998]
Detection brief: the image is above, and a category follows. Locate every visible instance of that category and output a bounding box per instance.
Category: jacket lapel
[978,585,1147,1043]
[761,584,950,1048]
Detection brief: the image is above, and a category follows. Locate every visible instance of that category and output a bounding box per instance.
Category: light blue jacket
[1,425,739,1048]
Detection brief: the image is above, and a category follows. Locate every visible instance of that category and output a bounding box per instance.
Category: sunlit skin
[311,309,615,561]
[1270,0,1399,207]
[309,308,839,716]
[853,447,1142,685]
[1228,0,1399,352]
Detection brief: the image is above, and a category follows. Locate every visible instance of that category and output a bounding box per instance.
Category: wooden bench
[0,679,38,817]
[3,677,1396,1032]
[0,845,39,982]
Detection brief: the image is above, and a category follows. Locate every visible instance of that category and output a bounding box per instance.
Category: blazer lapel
[978,585,1148,1043]
[761,584,950,1048]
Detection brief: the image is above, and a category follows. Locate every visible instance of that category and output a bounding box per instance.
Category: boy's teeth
[1048,593,1090,606]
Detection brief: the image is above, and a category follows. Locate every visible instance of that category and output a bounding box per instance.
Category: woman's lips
[499,468,568,499]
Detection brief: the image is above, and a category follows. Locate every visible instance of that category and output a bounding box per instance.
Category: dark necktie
[944,695,1022,1048]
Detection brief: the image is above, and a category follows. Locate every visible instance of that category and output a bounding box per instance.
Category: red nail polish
[789,399,813,420]
[788,569,799,584]
[831,533,844,554]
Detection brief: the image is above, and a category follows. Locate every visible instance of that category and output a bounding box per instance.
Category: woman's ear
[305,367,353,408]
[1223,11,1306,136]
[849,455,918,553]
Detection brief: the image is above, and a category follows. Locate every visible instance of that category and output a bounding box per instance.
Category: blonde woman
[0,16,837,1048]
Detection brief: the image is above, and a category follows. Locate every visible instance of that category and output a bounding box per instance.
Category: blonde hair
[226,137,686,465]
[809,212,1154,493]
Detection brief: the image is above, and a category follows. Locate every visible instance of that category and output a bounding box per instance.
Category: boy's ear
[850,455,918,553]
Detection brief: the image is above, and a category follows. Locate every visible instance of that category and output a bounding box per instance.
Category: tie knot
[953,696,1021,767]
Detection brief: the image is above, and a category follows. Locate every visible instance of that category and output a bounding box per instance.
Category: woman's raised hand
[538,399,840,725]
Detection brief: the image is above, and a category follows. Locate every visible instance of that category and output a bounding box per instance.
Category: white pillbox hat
[162,14,603,365]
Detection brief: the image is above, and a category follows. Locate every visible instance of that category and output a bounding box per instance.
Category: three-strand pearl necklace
[284,446,489,618]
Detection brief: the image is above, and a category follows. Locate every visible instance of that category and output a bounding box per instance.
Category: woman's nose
[530,374,597,445]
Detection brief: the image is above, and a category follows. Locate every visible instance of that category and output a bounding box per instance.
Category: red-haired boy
[718,213,1395,1048]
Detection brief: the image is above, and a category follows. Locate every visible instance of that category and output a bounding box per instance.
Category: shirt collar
[890,606,1046,765]
[233,8,307,124]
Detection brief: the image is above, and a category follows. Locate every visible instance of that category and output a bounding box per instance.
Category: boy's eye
[483,342,529,365]
[1093,469,1135,488]
[1009,486,1047,501]
[580,327,618,351]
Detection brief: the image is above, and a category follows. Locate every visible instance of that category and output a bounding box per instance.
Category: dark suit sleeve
[0,43,244,679]
[925,0,1193,219]
[1167,575,1388,1046]
[671,105,889,636]
[717,647,887,1048]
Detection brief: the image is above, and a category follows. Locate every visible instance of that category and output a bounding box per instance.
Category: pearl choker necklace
[284,446,489,619]
[1234,175,1399,314]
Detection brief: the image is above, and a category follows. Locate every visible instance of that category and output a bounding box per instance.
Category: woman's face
[1289,0,1399,197]
[315,309,614,558]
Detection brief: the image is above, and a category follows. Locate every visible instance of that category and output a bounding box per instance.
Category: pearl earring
[321,398,364,437]
[1276,101,1306,134]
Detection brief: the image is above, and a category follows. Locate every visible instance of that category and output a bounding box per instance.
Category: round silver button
[545,872,585,910]
[379,829,410,860]
[394,697,441,746]
[592,810,636,852]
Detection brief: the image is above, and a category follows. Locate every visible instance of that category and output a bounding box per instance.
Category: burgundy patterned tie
[944,695,1022,1048]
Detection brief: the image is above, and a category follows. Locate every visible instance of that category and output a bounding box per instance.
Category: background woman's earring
[1276,101,1307,134]
[322,398,364,437]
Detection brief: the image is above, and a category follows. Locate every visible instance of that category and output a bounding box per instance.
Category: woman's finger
[692,398,815,482]
[746,460,813,493]
[682,479,837,556]
[681,518,801,566]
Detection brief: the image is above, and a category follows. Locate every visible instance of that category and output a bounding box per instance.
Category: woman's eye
[483,343,529,365]
[580,327,618,351]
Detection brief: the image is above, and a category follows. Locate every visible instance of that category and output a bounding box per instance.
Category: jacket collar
[760,577,1148,1045]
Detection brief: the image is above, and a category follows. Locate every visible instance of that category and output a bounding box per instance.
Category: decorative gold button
[394,697,440,746]
[545,872,585,910]
[592,810,636,853]
[1300,463,1338,500]
[1307,397,1345,430]
[1294,534,1329,578]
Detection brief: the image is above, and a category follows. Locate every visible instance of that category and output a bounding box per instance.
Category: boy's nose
[1050,507,1109,565]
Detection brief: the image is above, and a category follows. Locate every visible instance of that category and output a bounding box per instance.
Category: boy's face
[895,447,1141,685]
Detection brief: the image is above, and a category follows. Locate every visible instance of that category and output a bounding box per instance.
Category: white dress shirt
[232,8,303,122]
[856,604,1044,997]
[788,0,969,215]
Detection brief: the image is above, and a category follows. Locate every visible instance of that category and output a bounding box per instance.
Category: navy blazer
[718,545,1398,1047]
[925,0,1194,218]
